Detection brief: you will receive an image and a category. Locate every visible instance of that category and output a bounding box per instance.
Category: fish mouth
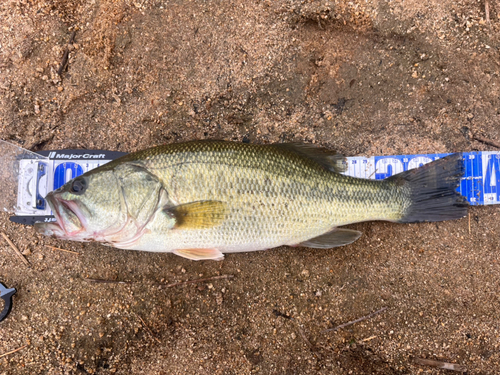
[35,194,87,238]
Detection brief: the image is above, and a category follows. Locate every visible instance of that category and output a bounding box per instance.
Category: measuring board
[346,151,499,206]
[9,150,500,225]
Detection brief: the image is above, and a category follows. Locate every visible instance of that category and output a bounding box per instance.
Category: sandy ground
[1,0,500,374]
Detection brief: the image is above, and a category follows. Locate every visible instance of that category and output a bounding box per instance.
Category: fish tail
[389,153,468,223]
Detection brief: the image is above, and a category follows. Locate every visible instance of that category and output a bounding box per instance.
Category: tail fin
[389,153,468,223]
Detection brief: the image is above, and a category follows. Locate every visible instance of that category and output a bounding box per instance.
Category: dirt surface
[1,0,500,374]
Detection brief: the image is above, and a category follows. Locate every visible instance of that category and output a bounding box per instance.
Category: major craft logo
[48,151,105,159]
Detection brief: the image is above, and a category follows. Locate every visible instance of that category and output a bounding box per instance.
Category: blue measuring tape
[344,152,499,206]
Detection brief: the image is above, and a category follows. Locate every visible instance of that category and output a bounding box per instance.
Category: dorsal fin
[272,143,347,173]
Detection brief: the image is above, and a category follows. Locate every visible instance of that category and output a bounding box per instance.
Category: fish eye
[70,177,87,195]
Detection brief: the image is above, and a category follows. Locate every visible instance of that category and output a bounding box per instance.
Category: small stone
[22,248,31,255]
[57,86,63,92]
[412,71,418,78]
[301,269,310,278]
[216,292,223,305]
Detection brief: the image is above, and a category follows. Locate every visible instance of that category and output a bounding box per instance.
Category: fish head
[35,169,125,241]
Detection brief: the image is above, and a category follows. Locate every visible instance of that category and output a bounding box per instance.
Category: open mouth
[45,194,86,236]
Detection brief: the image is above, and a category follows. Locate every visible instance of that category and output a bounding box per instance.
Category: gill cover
[103,163,166,245]
[35,163,166,244]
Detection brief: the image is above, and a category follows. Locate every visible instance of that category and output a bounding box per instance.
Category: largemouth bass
[35,141,467,260]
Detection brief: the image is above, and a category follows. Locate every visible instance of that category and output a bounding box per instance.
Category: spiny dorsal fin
[163,201,226,229]
[273,143,347,173]
[298,228,362,249]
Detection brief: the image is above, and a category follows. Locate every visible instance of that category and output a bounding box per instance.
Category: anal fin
[173,248,225,261]
[298,228,362,249]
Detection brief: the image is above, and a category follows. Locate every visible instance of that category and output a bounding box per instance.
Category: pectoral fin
[163,201,226,229]
[298,228,362,249]
[173,248,225,261]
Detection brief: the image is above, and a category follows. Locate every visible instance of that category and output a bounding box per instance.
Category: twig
[473,134,500,149]
[296,324,315,350]
[57,50,69,76]
[322,307,388,333]
[414,358,467,373]
[158,274,234,289]
[45,245,80,255]
[69,31,76,44]
[57,31,76,76]
[361,335,377,342]
[485,0,490,24]
[1,232,30,268]
[468,213,471,234]
[133,312,161,344]
[0,344,28,359]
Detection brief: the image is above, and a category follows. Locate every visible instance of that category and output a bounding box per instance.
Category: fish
[34,141,468,260]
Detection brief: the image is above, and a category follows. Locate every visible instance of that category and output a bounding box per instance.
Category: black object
[0,282,16,322]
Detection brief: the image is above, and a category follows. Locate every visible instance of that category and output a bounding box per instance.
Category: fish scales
[35,141,467,260]
[110,141,407,252]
